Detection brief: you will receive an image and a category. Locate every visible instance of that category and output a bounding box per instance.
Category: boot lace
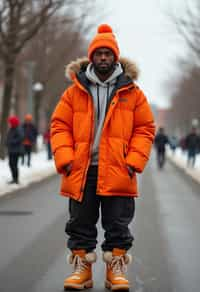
[110,255,127,275]
[72,255,88,274]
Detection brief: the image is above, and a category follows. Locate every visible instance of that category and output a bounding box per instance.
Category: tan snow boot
[103,248,132,291]
[64,249,96,290]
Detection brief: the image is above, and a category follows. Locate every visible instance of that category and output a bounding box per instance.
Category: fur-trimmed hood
[65,57,139,82]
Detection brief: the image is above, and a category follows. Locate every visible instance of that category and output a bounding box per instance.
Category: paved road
[0,157,200,292]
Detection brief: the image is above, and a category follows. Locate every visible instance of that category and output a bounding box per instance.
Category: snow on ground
[0,138,56,197]
[167,147,200,184]
[0,145,200,198]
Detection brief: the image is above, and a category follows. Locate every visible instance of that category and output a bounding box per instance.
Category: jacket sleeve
[125,88,155,173]
[50,87,74,174]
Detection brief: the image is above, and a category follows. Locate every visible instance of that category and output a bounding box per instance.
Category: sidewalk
[167,148,200,185]
[0,150,56,197]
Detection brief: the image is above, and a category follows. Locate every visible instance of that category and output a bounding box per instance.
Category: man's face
[92,47,115,75]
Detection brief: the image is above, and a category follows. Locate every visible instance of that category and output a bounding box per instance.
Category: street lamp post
[33,82,44,130]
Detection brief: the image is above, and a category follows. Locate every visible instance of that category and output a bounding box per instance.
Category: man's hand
[126,165,135,178]
[64,163,72,176]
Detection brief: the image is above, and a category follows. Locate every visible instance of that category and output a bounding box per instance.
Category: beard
[93,61,115,75]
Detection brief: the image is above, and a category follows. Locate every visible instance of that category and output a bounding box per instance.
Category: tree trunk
[0,61,15,159]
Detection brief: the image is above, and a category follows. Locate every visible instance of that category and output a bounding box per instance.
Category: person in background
[6,115,24,184]
[185,127,200,168]
[179,136,186,153]
[51,24,155,291]
[154,127,169,169]
[43,128,52,160]
[21,114,37,167]
[169,135,178,154]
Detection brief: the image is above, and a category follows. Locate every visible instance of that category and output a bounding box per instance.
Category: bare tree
[0,0,101,158]
[167,1,200,60]
[164,59,200,136]
[12,0,99,132]
[21,16,88,129]
[163,1,200,135]
[0,0,66,158]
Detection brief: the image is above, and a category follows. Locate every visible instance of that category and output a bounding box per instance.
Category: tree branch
[166,0,200,58]
[14,0,65,53]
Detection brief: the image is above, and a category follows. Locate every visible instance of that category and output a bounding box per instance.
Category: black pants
[21,145,32,167]
[9,153,19,182]
[187,149,196,167]
[65,166,135,252]
[46,143,52,160]
[156,149,166,169]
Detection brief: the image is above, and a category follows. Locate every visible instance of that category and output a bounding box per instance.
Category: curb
[0,166,56,198]
[167,152,200,186]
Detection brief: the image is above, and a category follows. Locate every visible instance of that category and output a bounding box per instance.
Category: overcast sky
[95,0,188,108]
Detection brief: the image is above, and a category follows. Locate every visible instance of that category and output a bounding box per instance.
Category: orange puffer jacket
[51,57,155,201]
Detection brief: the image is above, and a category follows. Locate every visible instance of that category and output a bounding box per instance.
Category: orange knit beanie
[25,113,33,122]
[88,24,120,61]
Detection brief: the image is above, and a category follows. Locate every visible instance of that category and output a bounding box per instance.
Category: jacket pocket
[122,142,133,179]
[69,143,82,175]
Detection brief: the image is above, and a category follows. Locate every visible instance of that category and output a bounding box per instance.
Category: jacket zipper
[79,96,95,201]
[74,78,96,201]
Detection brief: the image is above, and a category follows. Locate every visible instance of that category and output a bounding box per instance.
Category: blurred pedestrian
[154,127,169,169]
[51,24,155,291]
[43,128,52,160]
[6,115,24,184]
[185,127,200,168]
[179,136,186,153]
[169,135,178,154]
[21,114,37,167]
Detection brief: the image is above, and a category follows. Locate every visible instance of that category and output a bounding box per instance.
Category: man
[51,24,155,290]
[21,114,37,167]
[185,127,200,167]
[154,127,169,169]
[6,115,24,184]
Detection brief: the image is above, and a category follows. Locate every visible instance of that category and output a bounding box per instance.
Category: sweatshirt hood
[85,62,123,87]
[65,57,139,82]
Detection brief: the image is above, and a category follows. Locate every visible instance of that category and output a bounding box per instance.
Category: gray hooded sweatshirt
[85,62,123,165]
